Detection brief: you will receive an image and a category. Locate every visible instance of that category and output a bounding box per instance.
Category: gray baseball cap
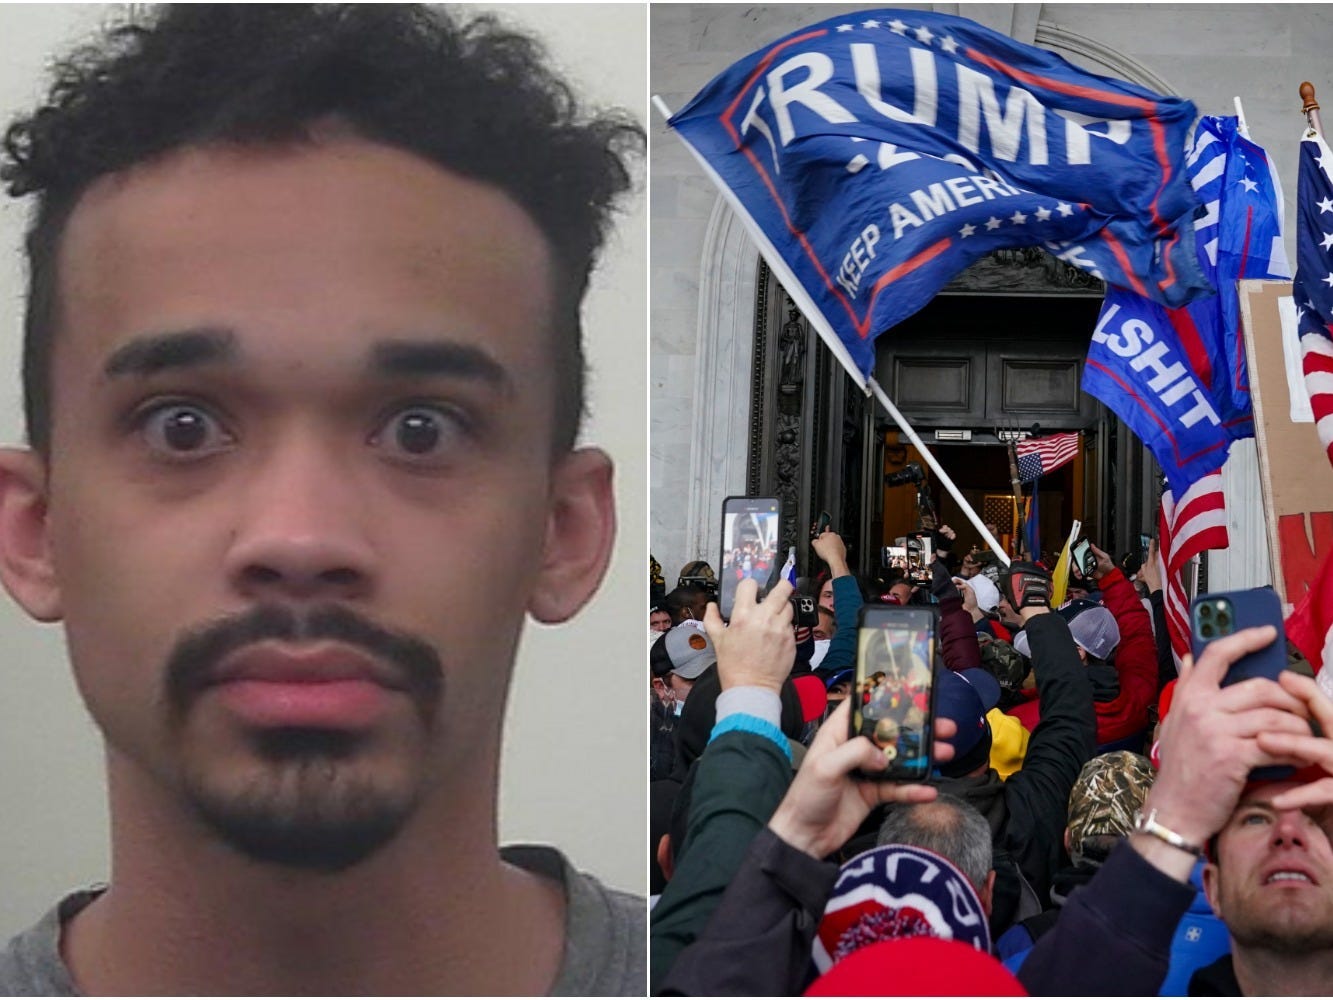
[1014,599,1120,661]
[662,621,717,680]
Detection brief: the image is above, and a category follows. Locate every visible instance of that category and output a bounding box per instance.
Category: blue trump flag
[1083,117,1290,495]
[666,9,1210,381]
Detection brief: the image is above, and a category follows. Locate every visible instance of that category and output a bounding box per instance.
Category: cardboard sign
[1239,280,1333,607]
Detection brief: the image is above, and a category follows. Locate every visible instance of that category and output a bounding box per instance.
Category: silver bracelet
[1133,808,1205,858]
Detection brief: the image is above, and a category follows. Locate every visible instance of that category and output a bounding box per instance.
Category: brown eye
[140,403,232,457]
[396,411,441,454]
[372,405,467,463]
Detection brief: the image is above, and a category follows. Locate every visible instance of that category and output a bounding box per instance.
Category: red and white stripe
[1015,432,1080,476]
[1158,470,1230,663]
[1301,327,1333,467]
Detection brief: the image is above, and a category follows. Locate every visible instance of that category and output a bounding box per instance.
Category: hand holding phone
[703,577,794,693]
[1190,588,1295,781]
[1190,588,1287,687]
[850,606,937,781]
[811,511,832,540]
[767,698,955,859]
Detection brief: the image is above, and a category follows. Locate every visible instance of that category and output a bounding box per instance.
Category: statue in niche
[778,301,806,396]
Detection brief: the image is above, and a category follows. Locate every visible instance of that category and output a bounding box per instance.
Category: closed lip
[206,643,404,691]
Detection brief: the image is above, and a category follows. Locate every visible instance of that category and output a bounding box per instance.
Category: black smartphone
[719,496,782,619]
[791,594,818,628]
[811,510,832,540]
[850,605,937,781]
[1191,588,1292,781]
[1139,532,1152,564]
[1071,538,1095,578]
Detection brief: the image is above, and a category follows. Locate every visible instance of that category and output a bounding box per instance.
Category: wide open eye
[138,402,233,458]
[370,405,469,464]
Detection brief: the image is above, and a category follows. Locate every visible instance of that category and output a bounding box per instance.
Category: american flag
[1015,433,1080,483]
[1159,472,1229,664]
[1286,125,1333,673]
[1295,127,1333,464]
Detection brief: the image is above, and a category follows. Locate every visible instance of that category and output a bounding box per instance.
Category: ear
[979,869,996,917]
[0,448,62,622]
[1202,860,1222,917]
[528,447,615,624]
[656,834,674,882]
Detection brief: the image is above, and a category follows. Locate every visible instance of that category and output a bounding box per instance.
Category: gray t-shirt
[0,845,645,996]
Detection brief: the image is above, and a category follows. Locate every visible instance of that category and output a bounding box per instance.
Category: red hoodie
[1005,568,1156,745]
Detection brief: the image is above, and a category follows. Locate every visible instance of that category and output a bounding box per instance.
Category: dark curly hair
[1,4,643,455]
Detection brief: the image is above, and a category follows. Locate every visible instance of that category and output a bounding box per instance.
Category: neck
[64,749,566,995]
[1232,945,1333,996]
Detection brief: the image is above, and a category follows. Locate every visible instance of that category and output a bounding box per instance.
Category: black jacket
[937,612,1097,906]
[1189,954,1242,996]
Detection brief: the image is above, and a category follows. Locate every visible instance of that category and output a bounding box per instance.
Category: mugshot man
[0,4,644,995]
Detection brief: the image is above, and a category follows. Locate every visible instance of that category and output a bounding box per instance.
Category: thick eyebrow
[103,328,237,379]
[370,339,511,392]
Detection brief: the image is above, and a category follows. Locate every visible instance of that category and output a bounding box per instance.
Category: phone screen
[851,606,936,780]
[719,496,781,618]
[1071,539,1093,577]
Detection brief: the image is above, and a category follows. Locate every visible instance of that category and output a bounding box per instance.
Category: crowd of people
[648,525,1333,995]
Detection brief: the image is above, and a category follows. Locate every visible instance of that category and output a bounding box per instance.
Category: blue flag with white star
[666,8,1210,380]
[1083,116,1290,495]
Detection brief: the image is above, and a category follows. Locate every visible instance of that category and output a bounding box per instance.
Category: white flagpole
[1233,96,1249,138]
[654,95,1011,565]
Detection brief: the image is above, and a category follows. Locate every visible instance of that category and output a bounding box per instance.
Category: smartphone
[1139,532,1152,563]
[1191,588,1292,781]
[850,605,937,780]
[719,496,782,619]
[811,510,832,540]
[903,533,933,584]
[1190,588,1287,686]
[791,594,818,628]
[1071,538,1095,578]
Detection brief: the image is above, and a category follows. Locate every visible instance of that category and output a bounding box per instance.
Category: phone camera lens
[1201,622,1215,638]
[1198,604,1213,619]
[1217,610,1231,629]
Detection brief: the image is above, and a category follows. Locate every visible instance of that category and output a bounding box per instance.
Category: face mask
[808,638,831,670]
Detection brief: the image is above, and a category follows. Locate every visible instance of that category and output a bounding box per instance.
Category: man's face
[889,581,914,606]
[1204,783,1333,953]
[650,610,672,633]
[665,672,693,702]
[9,135,610,870]
[818,578,834,612]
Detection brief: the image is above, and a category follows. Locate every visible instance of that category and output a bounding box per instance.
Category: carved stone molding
[1034,22,1178,96]
[686,198,761,566]
[944,246,1105,296]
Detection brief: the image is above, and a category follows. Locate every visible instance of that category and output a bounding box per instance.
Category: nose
[1272,809,1312,849]
[223,430,376,603]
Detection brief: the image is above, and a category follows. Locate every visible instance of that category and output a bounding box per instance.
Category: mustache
[165,604,444,719]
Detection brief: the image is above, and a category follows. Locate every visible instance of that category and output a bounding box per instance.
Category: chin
[181,727,426,872]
